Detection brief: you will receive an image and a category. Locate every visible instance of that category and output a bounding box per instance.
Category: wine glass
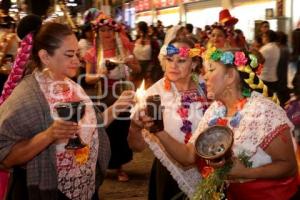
[55,101,86,150]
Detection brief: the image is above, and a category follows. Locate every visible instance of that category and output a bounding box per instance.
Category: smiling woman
[0,15,134,200]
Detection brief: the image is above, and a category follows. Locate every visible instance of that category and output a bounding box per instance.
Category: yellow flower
[204,47,217,61]
[74,146,90,165]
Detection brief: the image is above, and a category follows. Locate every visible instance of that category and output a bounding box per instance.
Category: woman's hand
[206,158,226,168]
[131,108,154,130]
[226,157,248,180]
[45,120,79,142]
[113,90,135,113]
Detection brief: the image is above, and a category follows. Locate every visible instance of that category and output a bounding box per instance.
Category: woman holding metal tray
[129,38,210,199]
[133,47,299,199]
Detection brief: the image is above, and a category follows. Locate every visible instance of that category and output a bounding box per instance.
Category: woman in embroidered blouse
[129,38,209,199]
[84,12,140,182]
[136,48,298,199]
[0,15,134,200]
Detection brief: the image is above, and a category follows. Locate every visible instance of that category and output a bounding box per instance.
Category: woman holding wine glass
[0,15,134,200]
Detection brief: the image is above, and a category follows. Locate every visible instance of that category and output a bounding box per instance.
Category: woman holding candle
[129,38,209,199]
[135,47,299,199]
[84,12,140,182]
[0,15,134,200]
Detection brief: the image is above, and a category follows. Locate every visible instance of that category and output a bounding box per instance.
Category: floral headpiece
[204,47,277,101]
[92,12,121,31]
[166,44,205,58]
[204,47,263,75]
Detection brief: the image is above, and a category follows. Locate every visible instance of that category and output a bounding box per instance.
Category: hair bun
[17,15,42,40]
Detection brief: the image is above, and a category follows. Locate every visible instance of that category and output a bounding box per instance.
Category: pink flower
[234,51,248,66]
[179,47,189,57]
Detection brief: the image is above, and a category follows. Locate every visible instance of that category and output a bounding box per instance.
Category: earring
[191,68,199,83]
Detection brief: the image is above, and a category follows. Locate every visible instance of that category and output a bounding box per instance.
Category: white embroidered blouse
[35,70,99,200]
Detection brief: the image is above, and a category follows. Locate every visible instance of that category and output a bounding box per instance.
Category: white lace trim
[142,130,201,198]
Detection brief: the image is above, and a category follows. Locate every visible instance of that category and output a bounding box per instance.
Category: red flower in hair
[234,51,248,66]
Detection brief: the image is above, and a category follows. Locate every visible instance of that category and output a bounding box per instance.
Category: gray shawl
[0,74,110,197]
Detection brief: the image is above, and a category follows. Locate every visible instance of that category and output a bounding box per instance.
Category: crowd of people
[0,6,299,200]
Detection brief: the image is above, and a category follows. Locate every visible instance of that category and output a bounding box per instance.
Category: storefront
[231,0,277,41]
[134,0,153,25]
[156,6,180,27]
[184,0,222,29]
[123,2,135,29]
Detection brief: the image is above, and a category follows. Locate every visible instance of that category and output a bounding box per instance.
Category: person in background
[207,23,229,49]
[129,38,209,199]
[291,29,300,94]
[259,21,270,35]
[259,30,280,93]
[0,15,134,200]
[234,29,248,50]
[250,35,263,51]
[84,12,140,182]
[185,23,198,43]
[218,8,239,48]
[133,21,153,86]
[156,20,165,42]
[276,31,290,106]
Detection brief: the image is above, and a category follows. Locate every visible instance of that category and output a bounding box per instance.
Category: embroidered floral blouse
[35,70,99,200]
[142,77,209,198]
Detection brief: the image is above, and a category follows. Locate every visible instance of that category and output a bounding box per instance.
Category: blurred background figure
[259,30,280,94]
[276,31,290,105]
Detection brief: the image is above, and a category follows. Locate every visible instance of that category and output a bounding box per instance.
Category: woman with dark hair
[129,38,209,199]
[0,15,134,200]
[207,24,229,49]
[84,12,140,182]
[134,47,298,199]
[133,21,158,86]
[259,30,280,93]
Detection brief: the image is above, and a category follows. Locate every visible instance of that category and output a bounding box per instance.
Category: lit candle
[136,80,146,109]
[130,79,146,118]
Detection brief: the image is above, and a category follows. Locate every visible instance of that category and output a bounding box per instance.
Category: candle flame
[136,79,146,109]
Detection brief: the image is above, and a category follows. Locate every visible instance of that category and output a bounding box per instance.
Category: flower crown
[204,47,263,76]
[204,47,275,100]
[166,44,206,58]
[92,12,121,31]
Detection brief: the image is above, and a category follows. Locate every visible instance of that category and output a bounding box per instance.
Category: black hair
[263,30,277,42]
[276,31,288,46]
[137,21,148,38]
[185,23,194,34]
[17,14,42,40]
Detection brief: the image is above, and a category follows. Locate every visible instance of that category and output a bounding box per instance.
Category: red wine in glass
[55,101,86,150]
